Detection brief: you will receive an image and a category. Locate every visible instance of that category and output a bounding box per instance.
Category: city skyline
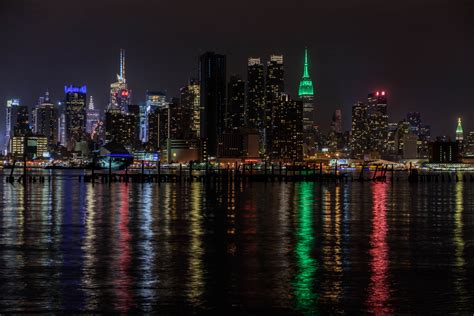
[1,0,472,138]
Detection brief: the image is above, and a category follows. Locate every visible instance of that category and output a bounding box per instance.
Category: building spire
[456,117,463,141]
[120,48,126,83]
[298,47,314,97]
[88,95,95,111]
[303,47,310,78]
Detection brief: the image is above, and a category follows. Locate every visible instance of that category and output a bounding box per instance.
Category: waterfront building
[199,51,226,159]
[143,91,167,142]
[430,141,460,163]
[9,135,48,159]
[64,85,87,150]
[218,128,260,160]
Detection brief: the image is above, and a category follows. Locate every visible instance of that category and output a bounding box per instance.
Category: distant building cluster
[3,49,470,164]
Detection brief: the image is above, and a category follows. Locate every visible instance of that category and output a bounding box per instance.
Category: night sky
[1,0,472,139]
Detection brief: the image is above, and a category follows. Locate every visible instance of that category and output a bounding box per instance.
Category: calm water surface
[0,171,473,314]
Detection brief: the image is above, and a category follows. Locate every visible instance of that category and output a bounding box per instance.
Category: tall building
[64,85,87,149]
[456,117,464,142]
[298,48,315,129]
[143,91,167,142]
[33,91,57,146]
[265,54,284,156]
[246,57,265,130]
[407,112,421,134]
[328,109,343,151]
[180,79,200,137]
[367,91,389,156]
[270,94,303,161]
[5,98,30,152]
[86,96,100,136]
[199,51,226,158]
[105,108,138,148]
[350,101,368,158]
[227,74,245,130]
[109,49,131,110]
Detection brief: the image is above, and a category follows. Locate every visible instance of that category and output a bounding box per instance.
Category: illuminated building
[265,54,284,156]
[463,131,474,157]
[270,94,303,161]
[105,108,138,149]
[9,135,48,159]
[180,79,200,137]
[218,128,260,160]
[367,91,389,156]
[246,57,265,130]
[407,112,421,134]
[298,48,315,129]
[143,91,167,142]
[5,98,30,153]
[456,117,464,142]
[146,106,168,152]
[32,91,57,146]
[430,141,459,163]
[64,85,87,149]
[350,101,368,158]
[86,96,100,136]
[227,74,245,130]
[199,51,226,158]
[165,139,201,164]
[109,49,131,110]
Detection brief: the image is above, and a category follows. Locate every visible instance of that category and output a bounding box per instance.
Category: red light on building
[121,90,129,97]
[376,91,380,96]
[381,91,386,96]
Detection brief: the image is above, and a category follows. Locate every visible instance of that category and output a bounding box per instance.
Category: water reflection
[367,183,392,314]
[292,182,318,314]
[0,172,472,314]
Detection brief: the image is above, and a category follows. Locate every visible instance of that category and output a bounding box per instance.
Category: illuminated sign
[64,85,87,94]
[121,90,129,97]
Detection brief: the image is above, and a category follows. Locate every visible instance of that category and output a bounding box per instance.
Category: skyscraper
[350,101,368,158]
[64,85,87,149]
[227,74,245,131]
[86,96,100,136]
[180,79,200,138]
[143,91,167,142]
[246,57,265,130]
[5,98,30,154]
[456,117,464,142]
[270,94,303,161]
[105,108,138,148]
[109,49,131,110]
[265,54,284,156]
[367,91,389,156]
[298,48,315,129]
[33,91,57,146]
[199,51,226,158]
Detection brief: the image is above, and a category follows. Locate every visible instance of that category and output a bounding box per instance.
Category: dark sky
[1,0,473,138]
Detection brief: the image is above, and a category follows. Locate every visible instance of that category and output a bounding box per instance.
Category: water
[0,171,473,314]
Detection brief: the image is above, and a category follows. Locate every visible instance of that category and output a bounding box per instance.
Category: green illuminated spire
[298,47,314,97]
[456,117,464,141]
